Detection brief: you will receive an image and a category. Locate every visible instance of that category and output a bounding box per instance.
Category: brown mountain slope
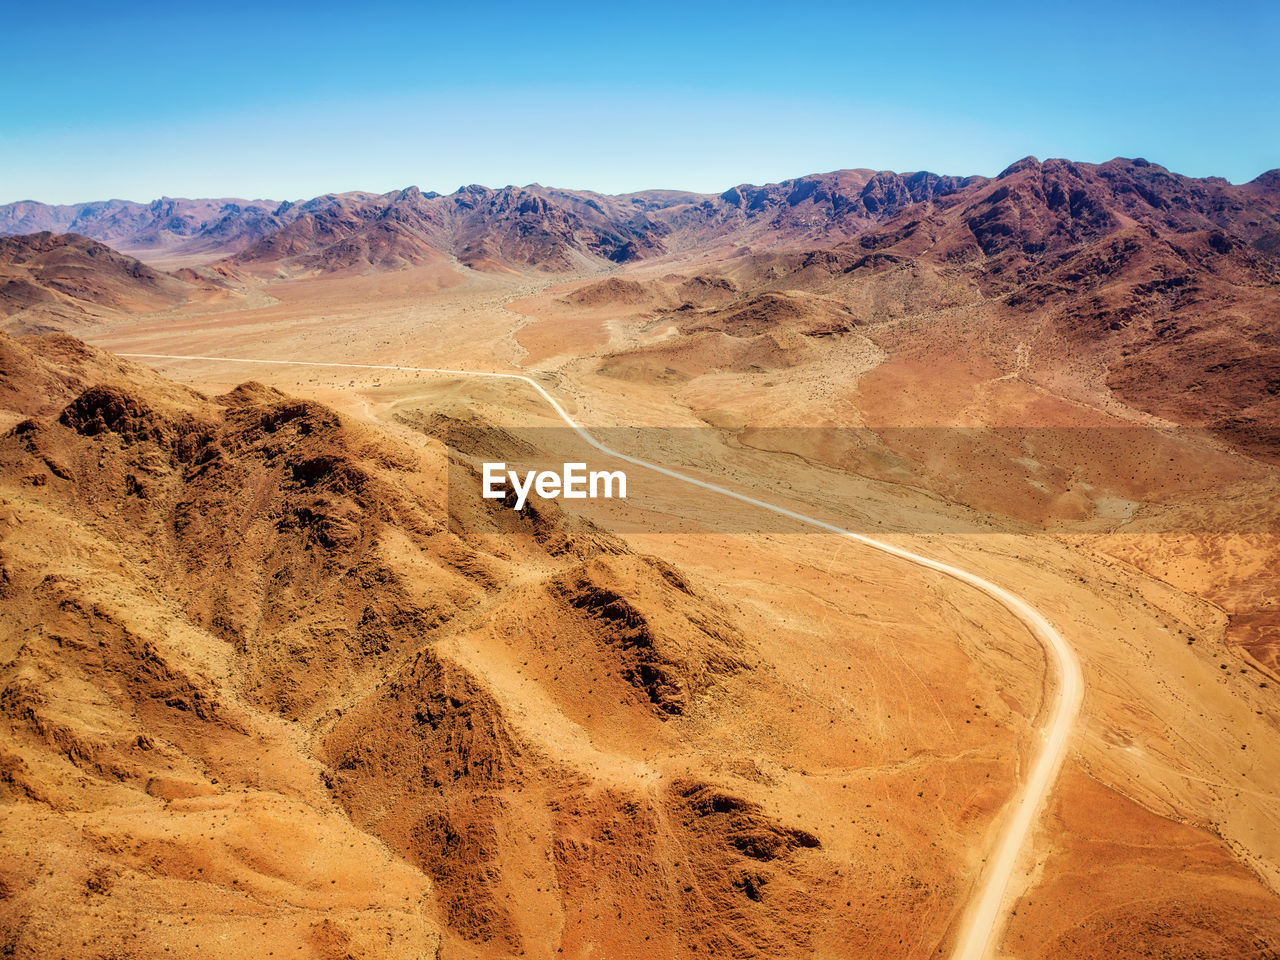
[231,183,672,275]
[0,332,1060,959]
[835,157,1280,455]
[225,171,984,276]
[850,156,1280,280]
[229,188,447,274]
[659,168,983,251]
[0,233,192,334]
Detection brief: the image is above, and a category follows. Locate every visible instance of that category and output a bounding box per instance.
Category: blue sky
[3,1,1277,203]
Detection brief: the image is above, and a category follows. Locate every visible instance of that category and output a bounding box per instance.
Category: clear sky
[3,0,1277,204]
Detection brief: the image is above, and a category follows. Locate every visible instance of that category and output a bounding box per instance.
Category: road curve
[121,352,1085,960]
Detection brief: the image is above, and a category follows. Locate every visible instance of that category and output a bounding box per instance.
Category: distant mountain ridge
[1,159,1277,277]
[0,168,1002,273]
[0,197,296,259]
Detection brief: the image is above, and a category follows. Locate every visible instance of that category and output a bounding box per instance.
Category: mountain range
[11,158,1272,275]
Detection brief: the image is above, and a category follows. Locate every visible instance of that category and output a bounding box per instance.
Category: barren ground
[3,256,1277,959]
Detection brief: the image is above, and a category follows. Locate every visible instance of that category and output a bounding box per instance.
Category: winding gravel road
[123,352,1085,960]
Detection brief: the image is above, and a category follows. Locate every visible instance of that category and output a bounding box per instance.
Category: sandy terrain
[0,241,1251,960]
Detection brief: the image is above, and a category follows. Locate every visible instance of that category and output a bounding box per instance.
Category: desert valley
[1,156,1279,959]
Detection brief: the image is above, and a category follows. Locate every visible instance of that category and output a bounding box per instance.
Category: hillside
[835,157,1280,455]
[229,183,674,275]
[0,332,1057,958]
[0,232,191,334]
